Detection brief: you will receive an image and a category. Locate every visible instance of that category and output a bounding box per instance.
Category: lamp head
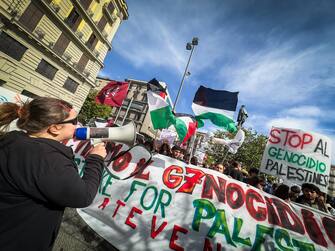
[186,42,192,50]
[192,37,199,45]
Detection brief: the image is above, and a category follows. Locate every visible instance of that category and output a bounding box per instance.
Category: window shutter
[19,3,44,32]
[97,16,107,32]
[53,33,70,56]
[77,54,89,72]
[86,33,98,50]
[107,2,115,13]
[66,9,82,31]
[79,0,93,10]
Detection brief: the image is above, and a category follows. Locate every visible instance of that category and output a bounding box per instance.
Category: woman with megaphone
[0,97,107,251]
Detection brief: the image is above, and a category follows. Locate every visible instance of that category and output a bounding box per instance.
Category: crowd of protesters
[150,140,335,217]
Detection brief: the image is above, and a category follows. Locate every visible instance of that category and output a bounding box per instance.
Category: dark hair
[232,161,241,168]
[171,145,182,152]
[301,183,320,193]
[290,185,301,194]
[0,97,72,135]
[159,143,171,155]
[248,176,265,187]
[190,156,198,166]
[249,168,259,175]
[274,184,290,200]
[144,140,153,151]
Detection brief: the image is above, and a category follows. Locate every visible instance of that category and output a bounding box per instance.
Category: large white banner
[70,140,335,251]
[260,127,332,193]
[0,86,30,103]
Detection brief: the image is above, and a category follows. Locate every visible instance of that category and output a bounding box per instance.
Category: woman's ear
[48,124,63,136]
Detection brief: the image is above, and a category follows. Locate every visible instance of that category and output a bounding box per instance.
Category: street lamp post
[172,37,199,112]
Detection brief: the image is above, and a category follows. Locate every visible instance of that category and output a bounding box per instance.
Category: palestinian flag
[174,113,198,144]
[147,78,167,99]
[147,90,175,129]
[192,85,238,133]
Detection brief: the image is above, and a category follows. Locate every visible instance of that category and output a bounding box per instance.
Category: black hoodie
[0,131,104,251]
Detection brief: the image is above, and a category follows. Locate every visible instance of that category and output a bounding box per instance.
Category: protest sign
[70,140,335,251]
[159,129,177,145]
[260,127,332,193]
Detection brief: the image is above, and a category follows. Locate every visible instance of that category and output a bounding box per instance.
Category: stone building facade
[0,0,128,110]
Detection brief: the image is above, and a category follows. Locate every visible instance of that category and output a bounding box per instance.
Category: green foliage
[78,90,112,125]
[206,128,267,170]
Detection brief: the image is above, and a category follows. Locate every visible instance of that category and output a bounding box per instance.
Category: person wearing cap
[296,183,328,212]
[289,185,301,202]
[171,145,182,160]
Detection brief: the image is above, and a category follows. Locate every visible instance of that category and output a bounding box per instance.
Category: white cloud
[220,42,333,106]
[281,105,321,117]
[266,117,318,132]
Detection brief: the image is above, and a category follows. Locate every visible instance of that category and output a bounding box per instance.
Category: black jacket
[0,131,104,251]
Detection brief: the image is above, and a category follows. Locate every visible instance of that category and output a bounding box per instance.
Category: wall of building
[0,0,128,111]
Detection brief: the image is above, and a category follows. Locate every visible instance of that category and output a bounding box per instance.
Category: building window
[63,78,79,93]
[77,54,89,72]
[53,33,70,56]
[97,16,107,32]
[66,9,81,30]
[36,59,58,80]
[79,0,93,10]
[0,32,27,61]
[141,93,147,102]
[135,112,142,121]
[21,90,38,99]
[86,33,97,49]
[19,2,44,32]
[107,2,115,13]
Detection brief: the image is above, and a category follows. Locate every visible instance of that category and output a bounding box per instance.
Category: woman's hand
[89,143,107,158]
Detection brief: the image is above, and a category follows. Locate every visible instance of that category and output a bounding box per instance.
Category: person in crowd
[215,163,225,174]
[270,183,279,195]
[244,168,257,183]
[240,169,249,181]
[171,145,182,160]
[247,176,266,191]
[296,183,328,213]
[317,192,329,213]
[179,148,185,161]
[263,180,273,194]
[158,142,171,156]
[190,156,198,166]
[289,185,301,202]
[0,97,107,250]
[249,167,259,177]
[274,184,290,202]
[143,140,154,152]
[325,196,335,216]
[225,161,244,181]
[183,153,190,163]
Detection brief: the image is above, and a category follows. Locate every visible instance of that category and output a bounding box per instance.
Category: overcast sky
[100,0,335,163]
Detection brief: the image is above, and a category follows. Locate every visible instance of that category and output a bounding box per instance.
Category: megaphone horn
[75,121,137,146]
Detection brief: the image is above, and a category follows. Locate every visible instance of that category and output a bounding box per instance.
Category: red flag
[95,81,129,107]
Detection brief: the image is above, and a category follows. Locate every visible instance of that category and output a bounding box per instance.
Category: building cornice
[115,0,129,20]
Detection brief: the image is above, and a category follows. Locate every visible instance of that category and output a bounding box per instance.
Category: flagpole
[172,37,199,112]
[121,97,134,126]
[189,133,197,162]
[114,104,123,125]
